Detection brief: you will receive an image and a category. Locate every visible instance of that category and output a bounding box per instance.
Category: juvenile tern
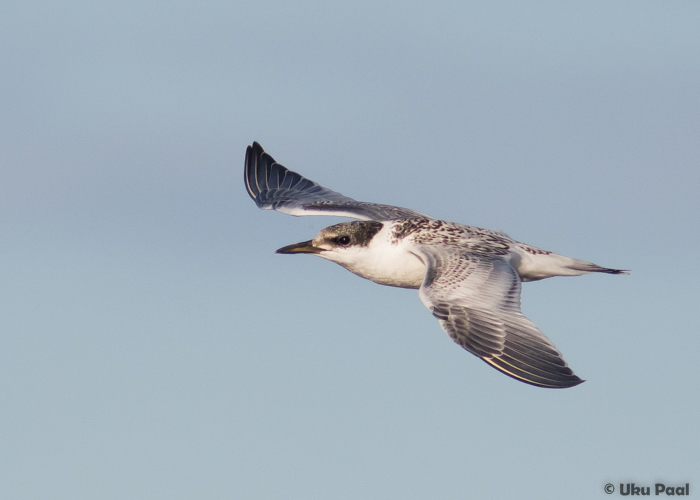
[244,142,627,389]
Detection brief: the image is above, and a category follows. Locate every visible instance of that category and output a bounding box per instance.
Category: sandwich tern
[244,142,627,389]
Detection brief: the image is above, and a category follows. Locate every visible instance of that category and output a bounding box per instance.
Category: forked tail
[513,244,629,282]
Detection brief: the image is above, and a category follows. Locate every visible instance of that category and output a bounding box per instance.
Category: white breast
[335,227,426,289]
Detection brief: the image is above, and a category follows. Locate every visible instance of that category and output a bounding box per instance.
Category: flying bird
[244,142,627,389]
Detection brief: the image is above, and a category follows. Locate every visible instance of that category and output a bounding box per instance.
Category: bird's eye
[337,236,351,246]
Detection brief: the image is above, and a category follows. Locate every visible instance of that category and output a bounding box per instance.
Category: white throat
[319,226,426,289]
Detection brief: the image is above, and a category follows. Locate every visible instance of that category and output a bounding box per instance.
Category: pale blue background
[1,1,698,499]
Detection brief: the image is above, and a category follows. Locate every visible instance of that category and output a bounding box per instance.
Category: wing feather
[245,142,430,221]
[416,249,583,389]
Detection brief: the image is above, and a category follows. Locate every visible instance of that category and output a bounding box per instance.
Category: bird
[244,141,627,389]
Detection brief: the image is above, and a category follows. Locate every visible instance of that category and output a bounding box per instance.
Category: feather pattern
[245,142,429,221]
[415,248,583,388]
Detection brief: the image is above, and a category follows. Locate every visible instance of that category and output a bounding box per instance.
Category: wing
[415,248,584,388]
[244,142,430,221]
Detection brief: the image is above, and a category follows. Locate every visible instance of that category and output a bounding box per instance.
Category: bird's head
[276,221,384,265]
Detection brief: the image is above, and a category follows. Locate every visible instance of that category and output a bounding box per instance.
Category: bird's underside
[244,141,627,389]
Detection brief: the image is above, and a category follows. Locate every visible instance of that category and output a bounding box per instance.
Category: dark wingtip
[522,374,585,389]
[481,357,585,389]
[244,142,262,201]
[245,142,276,203]
[249,141,265,159]
[519,374,585,389]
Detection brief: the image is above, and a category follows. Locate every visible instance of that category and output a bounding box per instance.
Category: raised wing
[415,248,583,388]
[244,142,429,221]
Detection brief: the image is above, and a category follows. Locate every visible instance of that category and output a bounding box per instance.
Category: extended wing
[415,248,583,388]
[245,142,429,221]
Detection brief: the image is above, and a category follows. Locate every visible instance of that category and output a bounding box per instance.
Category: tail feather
[570,261,629,276]
[514,244,629,282]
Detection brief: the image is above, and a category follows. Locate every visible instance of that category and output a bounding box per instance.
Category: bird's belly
[342,250,426,289]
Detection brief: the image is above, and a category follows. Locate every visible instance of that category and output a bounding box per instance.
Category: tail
[568,261,629,276]
[514,244,629,282]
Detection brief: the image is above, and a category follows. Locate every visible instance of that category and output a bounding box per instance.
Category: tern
[244,142,627,388]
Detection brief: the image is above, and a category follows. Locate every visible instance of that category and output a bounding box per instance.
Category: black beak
[275,240,323,254]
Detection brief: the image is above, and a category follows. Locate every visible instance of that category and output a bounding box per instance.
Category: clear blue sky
[1,1,698,498]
